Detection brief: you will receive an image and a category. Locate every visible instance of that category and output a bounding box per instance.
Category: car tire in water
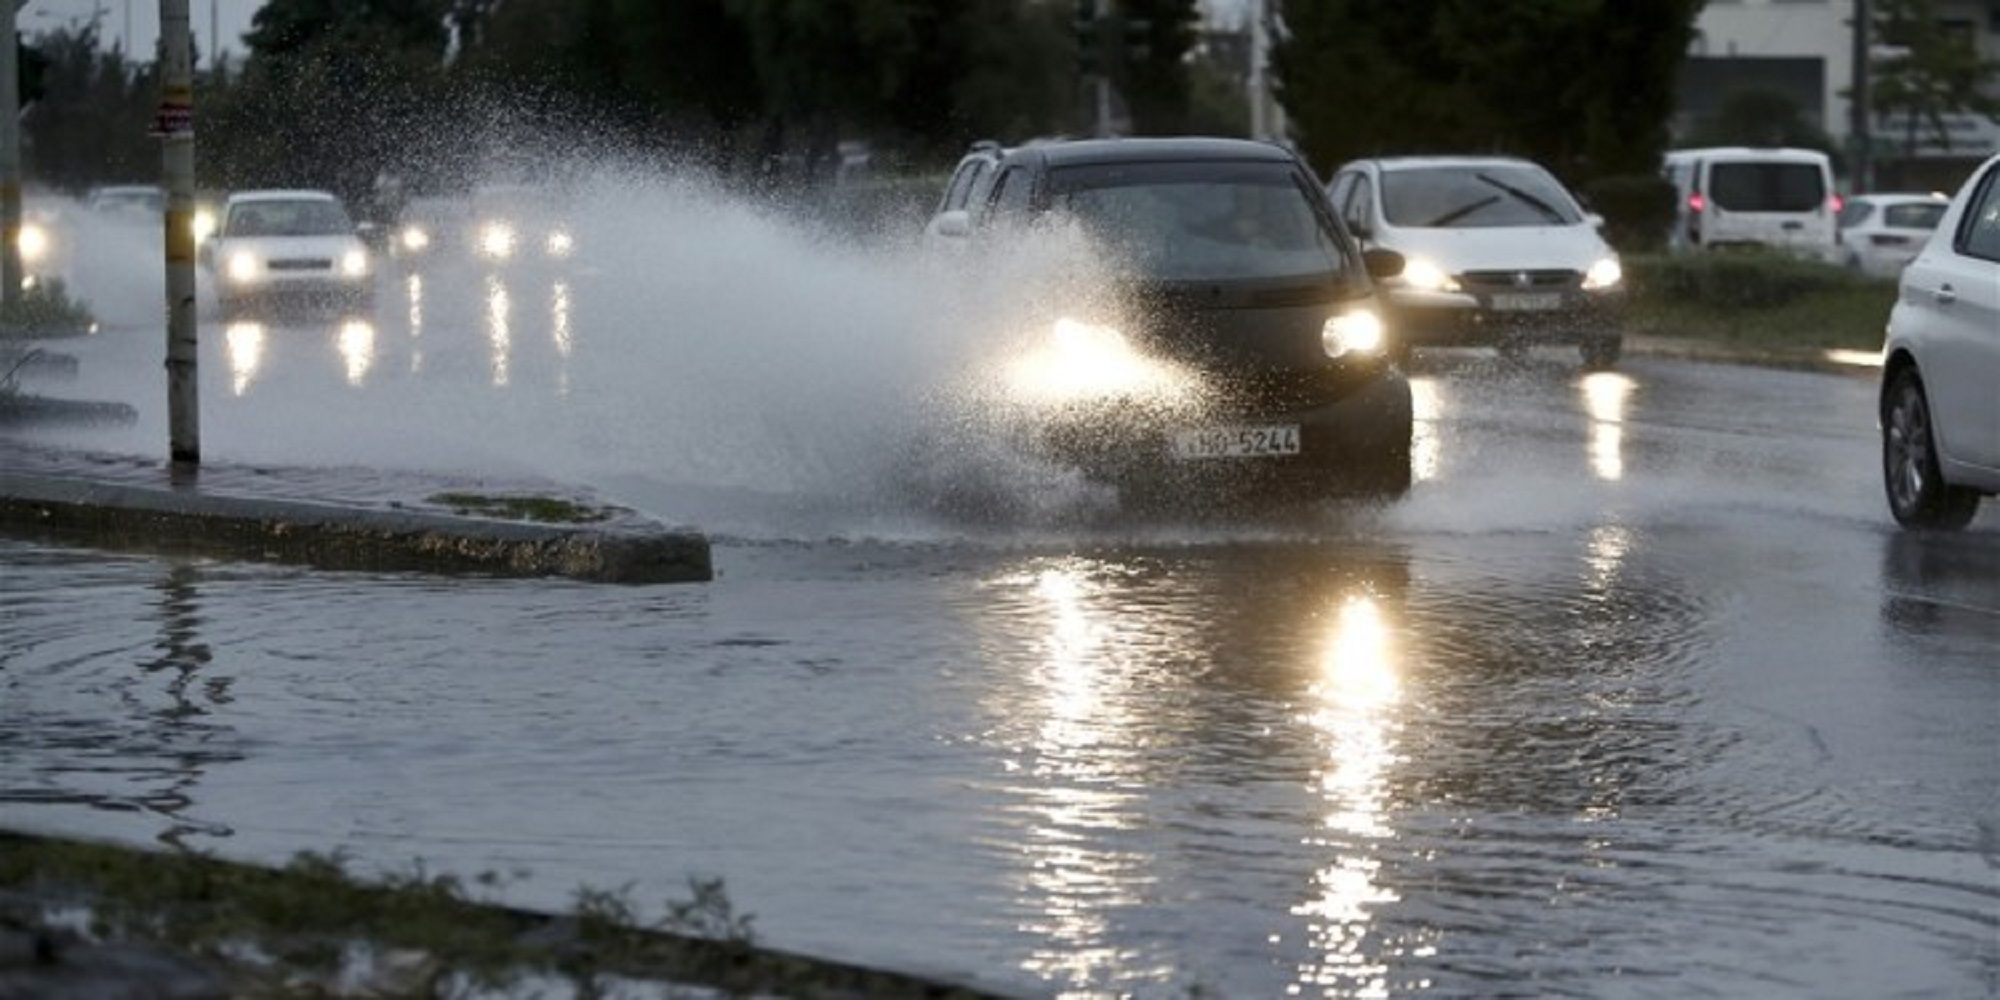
[1882,367,1980,530]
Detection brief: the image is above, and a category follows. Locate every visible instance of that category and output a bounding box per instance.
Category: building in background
[1682,0,2000,191]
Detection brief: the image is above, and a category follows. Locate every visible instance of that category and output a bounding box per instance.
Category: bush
[0,278,96,338]
[1628,251,1867,310]
[1579,173,1676,254]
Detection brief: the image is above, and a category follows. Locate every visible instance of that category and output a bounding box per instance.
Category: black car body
[929,137,1413,501]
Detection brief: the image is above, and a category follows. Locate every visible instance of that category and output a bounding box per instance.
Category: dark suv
[928,137,1413,501]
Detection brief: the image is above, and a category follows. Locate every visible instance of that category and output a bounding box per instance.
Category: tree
[1870,0,2000,156]
[1276,0,1701,183]
[1688,88,1840,156]
[20,23,159,189]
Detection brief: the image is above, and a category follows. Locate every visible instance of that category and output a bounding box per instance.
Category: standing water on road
[5,155,1999,997]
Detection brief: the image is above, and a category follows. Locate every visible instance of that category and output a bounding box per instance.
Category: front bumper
[1384,285,1623,348]
[1033,368,1414,499]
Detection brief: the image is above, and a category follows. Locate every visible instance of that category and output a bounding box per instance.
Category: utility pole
[1851,0,1873,192]
[159,0,199,466]
[2,0,23,319]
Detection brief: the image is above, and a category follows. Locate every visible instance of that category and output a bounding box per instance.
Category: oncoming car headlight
[1003,316,1196,405]
[225,250,260,284]
[1399,257,1460,293]
[399,225,430,253]
[1582,256,1623,291]
[479,221,517,259]
[1321,307,1385,359]
[546,230,574,258]
[341,248,369,278]
[16,222,49,264]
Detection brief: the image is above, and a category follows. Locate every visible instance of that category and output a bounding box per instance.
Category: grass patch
[0,831,1004,998]
[427,491,618,524]
[1623,252,1896,353]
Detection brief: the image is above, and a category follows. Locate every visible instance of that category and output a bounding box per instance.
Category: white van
[1662,147,1839,258]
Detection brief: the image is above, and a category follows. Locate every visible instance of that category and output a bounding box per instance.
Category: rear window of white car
[1707,162,1824,212]
[1881,203,1946,229]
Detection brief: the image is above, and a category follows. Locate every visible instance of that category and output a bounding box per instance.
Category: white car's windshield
[1382,165,1583,228]
[227,199,353,237]
[1046,161,1350,282]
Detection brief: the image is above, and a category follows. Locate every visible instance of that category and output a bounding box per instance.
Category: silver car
[1879,153,2000,529]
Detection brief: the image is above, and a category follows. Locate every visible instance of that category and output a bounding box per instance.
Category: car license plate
[1491,292,1561,312]
[1171,424,1301,460]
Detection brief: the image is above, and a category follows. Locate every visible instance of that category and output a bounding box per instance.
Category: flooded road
[5,210,1999,997]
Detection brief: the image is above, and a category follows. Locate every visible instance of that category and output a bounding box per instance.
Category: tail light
[1827,193,1845,213]
[1688,192,1706,213]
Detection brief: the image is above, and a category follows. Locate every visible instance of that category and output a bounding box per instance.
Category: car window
[1045,160,1351,282]
[1343,174,1375,232]
[1838,201,1875,228]
[1326,172,1354,211]
[1956,166,2000,262]
[989,166,1034,221]
[1706,162,1825,212]
[940,158,988,213]
[228,199,353,237]
[1881,202,1945,230]
[1379,164,1583,228]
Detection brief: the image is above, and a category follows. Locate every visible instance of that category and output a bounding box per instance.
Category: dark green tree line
[1276,0,1703,184]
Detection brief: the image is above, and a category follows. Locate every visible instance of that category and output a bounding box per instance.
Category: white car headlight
[545,230,574,258]
[479,222,517,259]
[1582,256,1623,291]
[225,250,260,283]
[1399,257,1460,293]
[192,208,216,243]
[400,225,430,252]
[341,248,369,278]
[1322,307,1386,359]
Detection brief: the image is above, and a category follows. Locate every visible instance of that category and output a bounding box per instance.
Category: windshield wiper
[1475,172,1569,224]
[1423,195,1501,227]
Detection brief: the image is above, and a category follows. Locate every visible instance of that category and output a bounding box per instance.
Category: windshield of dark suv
[1381,164,1584,228]
[1044,160,1352,283]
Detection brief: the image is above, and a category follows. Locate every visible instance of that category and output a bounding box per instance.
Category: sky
[22,0,261,60]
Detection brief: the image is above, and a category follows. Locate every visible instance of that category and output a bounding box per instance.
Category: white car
[202,189,374,318]
[1879,153,2000,530]
[1837,192,1950,278]
[1325,155,1625,368]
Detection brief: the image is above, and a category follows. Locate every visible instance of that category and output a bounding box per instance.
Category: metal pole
[1851,0,1873,192]
[1,0,23,317]
[161,0,199,466]
[1248,0,1267,140]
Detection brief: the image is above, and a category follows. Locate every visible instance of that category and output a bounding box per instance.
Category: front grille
[1459,269,1578,292]
[267,258,333,272]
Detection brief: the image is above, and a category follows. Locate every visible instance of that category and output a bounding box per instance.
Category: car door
[1915,160,2000,471]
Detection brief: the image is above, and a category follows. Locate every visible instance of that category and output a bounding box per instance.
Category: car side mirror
[1362,247,1404,281]
[1586,213,1606,229]
[932,209,971,240]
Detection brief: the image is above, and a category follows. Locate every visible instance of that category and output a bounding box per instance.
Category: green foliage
[1686,88,1841,160]
[1870,0,2000,155]
[1,278,96,337]
[1579,173,1677,253]
[20,23,161,190]
[1278,0,1702,184]
[1624,252,1897,351]
[426,491,618,523]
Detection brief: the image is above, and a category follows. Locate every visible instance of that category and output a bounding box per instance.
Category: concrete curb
[0,469,712,584]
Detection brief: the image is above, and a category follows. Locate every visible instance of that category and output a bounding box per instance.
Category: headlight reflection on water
[338,320,375,387]
[1581,371,1634,482]
[1294,594,1426,997]
[224,321,264,396]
